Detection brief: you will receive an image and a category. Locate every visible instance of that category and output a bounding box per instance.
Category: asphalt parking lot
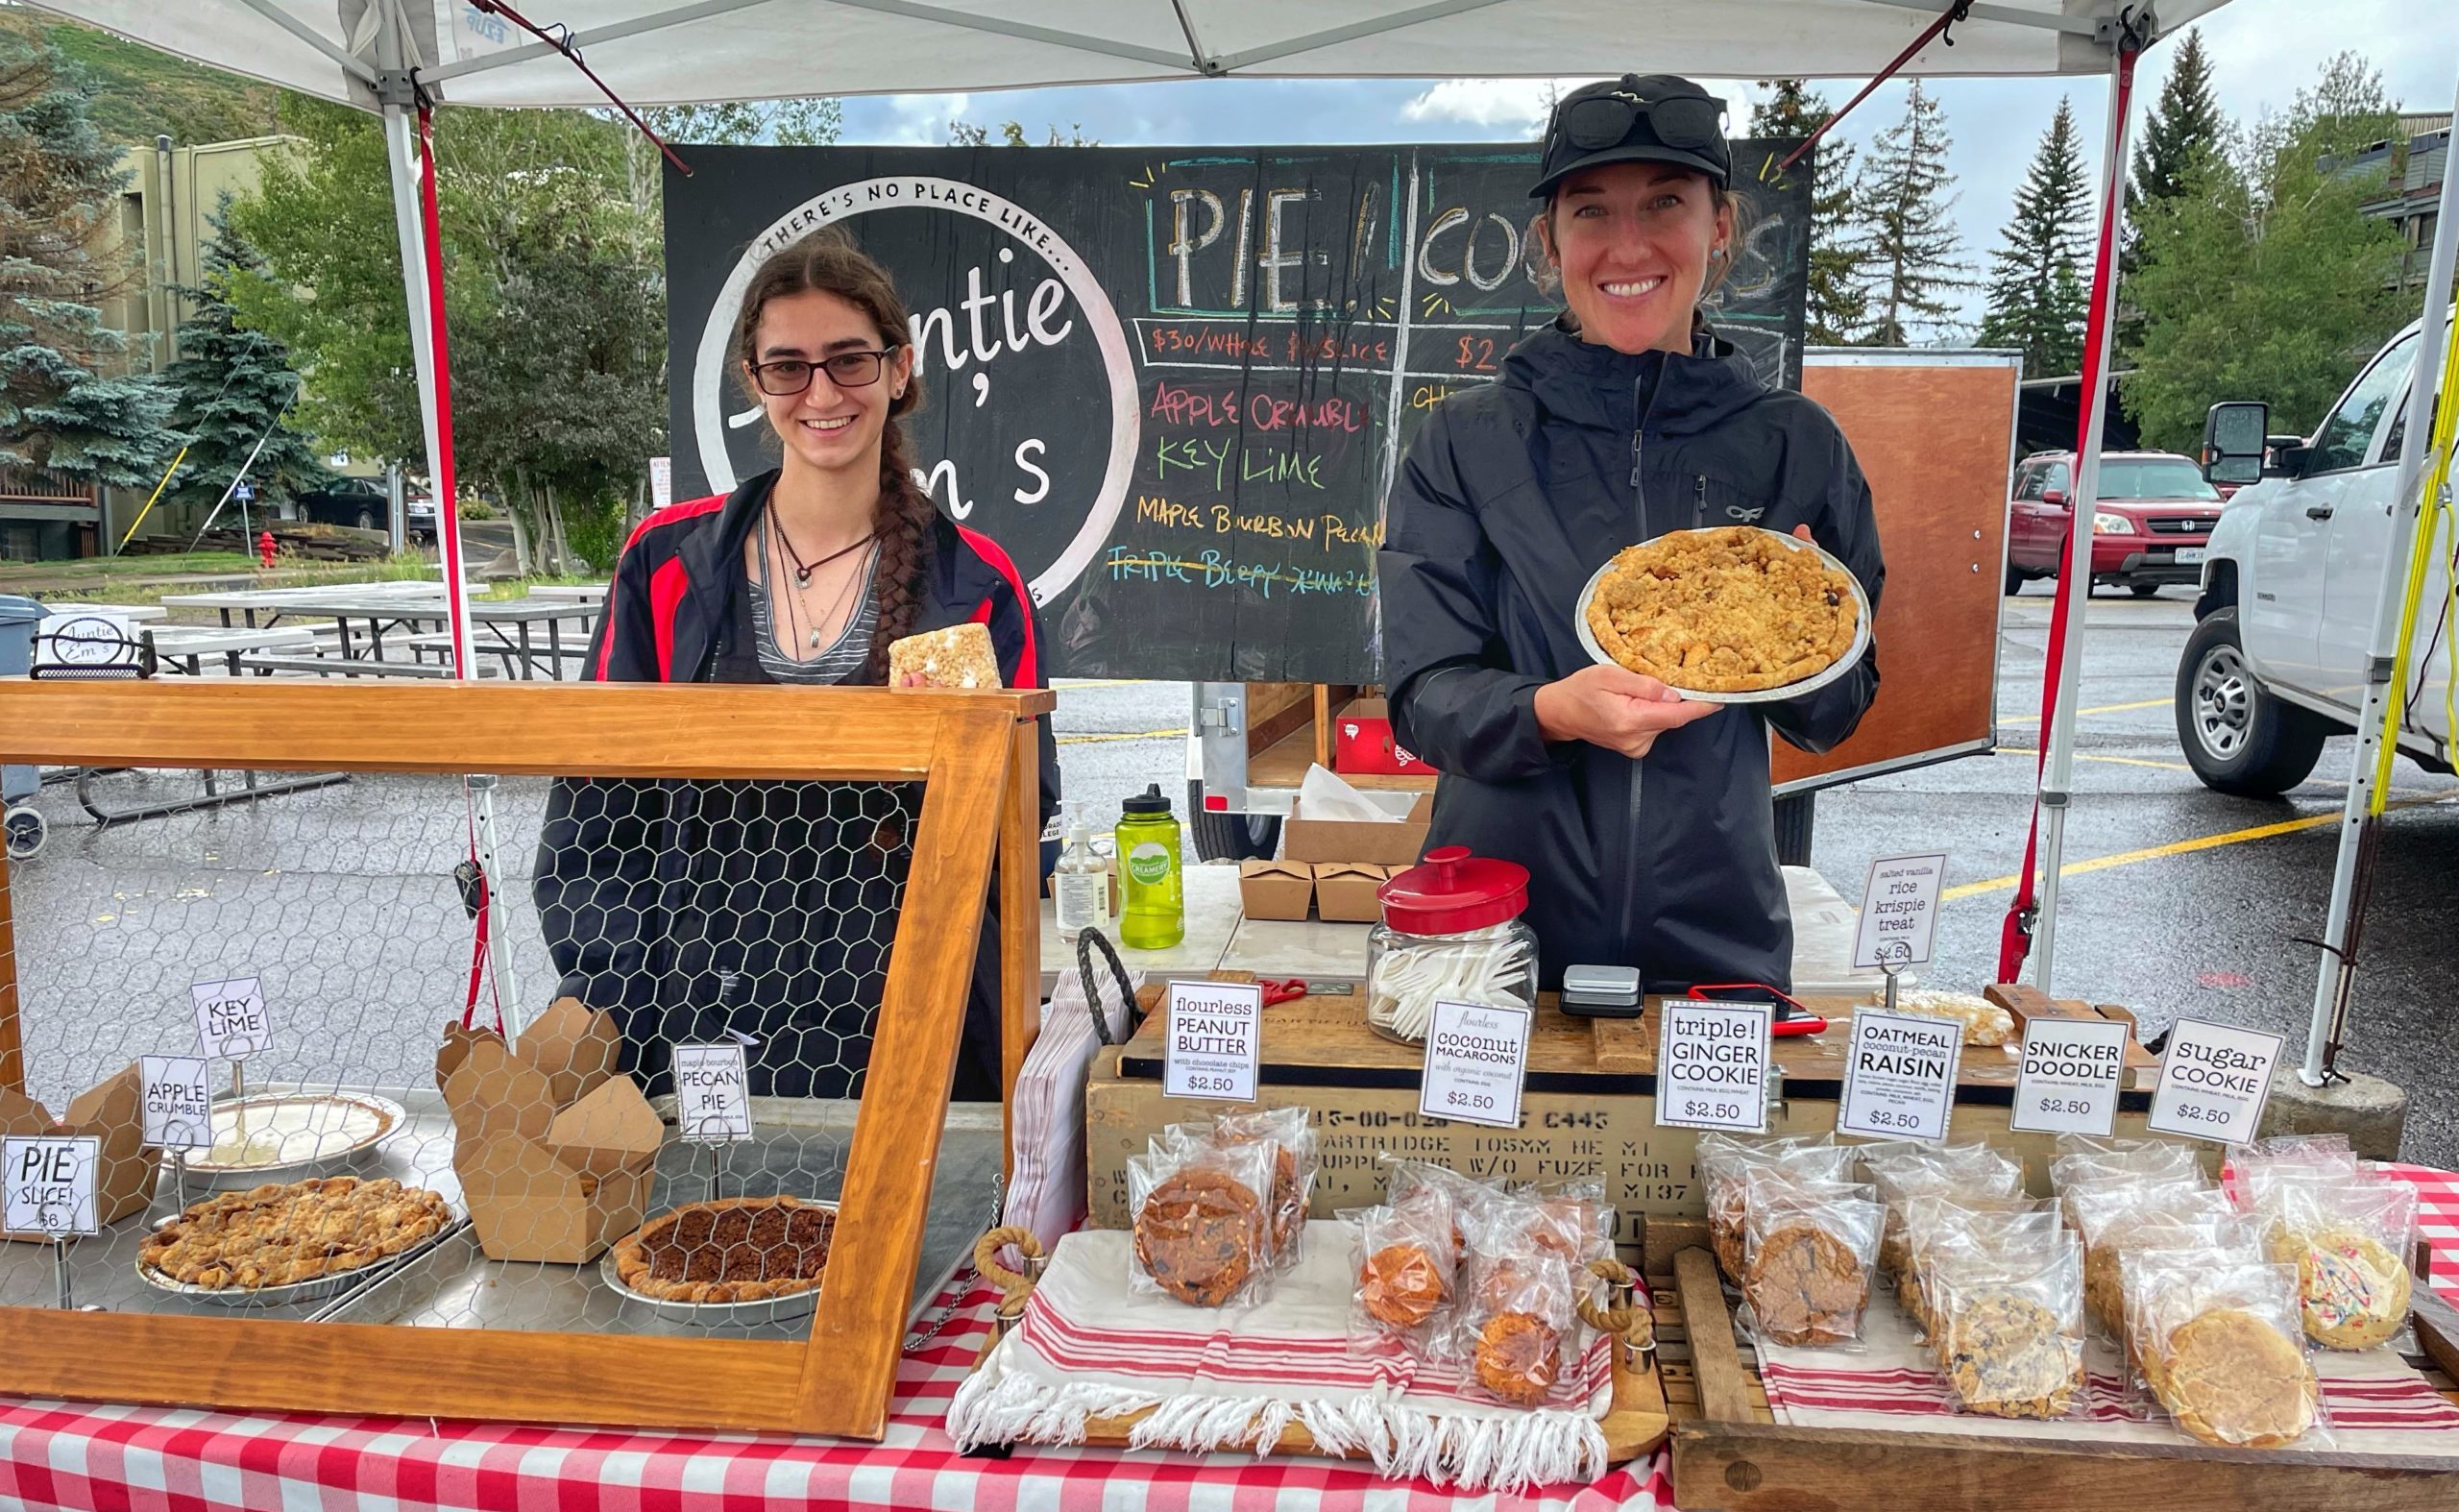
[9,584,2456,1165]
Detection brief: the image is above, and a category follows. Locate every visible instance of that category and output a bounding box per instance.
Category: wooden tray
[1662,1245,2459,1511]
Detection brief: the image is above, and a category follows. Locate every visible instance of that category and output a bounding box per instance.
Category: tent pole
[2032,28,2139,994]
[2300,62,2459,1086]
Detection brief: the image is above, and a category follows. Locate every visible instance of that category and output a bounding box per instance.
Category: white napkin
[950,1222,1618,1492]
[1298,764,1397,822]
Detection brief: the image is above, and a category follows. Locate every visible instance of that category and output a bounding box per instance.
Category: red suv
[2005,450,2225,597]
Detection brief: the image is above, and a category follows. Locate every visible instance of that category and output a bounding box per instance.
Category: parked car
[2004,449,2226,597]
[292,476,436,540]
[2179,311,2452,794]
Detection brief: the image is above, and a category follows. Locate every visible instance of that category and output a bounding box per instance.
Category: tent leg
[2033,37,2141,994]
[2300,61,2459,1085]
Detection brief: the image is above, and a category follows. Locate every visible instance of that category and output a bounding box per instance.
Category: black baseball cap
[1531,75,1731,199]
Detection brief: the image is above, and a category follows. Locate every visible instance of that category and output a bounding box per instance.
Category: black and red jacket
[534,469,1059,1102]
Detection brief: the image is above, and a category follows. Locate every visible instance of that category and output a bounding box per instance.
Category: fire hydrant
[257,530,277,569]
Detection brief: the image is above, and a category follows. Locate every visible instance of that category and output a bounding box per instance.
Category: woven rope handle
[1576,1256,1655,1352]
[975,1227,1045,1312]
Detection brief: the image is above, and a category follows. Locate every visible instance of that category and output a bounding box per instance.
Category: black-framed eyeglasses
[748,349,898,396]
[1561,89,1724,153]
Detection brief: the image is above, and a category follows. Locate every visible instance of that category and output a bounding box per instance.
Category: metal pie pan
[179,1091,409,1189]
[136,1217,460,1307]
[598,1198,837,1325]
[1574,526,1875,705]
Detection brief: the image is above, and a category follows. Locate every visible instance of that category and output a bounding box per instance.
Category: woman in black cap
[1377,75,1886,994]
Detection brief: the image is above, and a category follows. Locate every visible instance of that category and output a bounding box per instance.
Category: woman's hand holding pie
[1534,664,1723,759]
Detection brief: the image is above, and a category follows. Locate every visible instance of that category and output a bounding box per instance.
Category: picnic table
[37,602,167,622]
[159,585,595,679]
[531,582,609,601]
[143,623,320,676]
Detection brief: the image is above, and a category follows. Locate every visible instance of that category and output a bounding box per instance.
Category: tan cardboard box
[438,998,662,1263]
[1237,859,1314,920]
[1,1064,159,1239]
[1281,792,1433,866]
[1309,862,1390,922]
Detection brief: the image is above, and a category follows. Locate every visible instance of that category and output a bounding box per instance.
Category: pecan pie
[611,1194,836,1305]
[1585,526,1861,694]
[139,1176,450,1290]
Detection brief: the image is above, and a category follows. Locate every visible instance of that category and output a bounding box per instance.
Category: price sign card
[4,1134,100,1236]
[1853,852,1948,970]
[1419,999,1532,1129]
[2148,1017,2284,1145]
[1838,1008,1963,1142]
[2009,1016,2130,1136]
[1163,980,1263,1103]
[672,1043,754,1142]
[138,1054,214,1151]
[192,976,272,1061]
[1655,999,1772,1133]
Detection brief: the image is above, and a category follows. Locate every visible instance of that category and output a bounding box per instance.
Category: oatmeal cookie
[1584,526,1861,694]
[2156,1306,2319,1448]
[1473,1311,1561,1407]
[1942,1294,2082,1419]
[1359,1242,1448,1329]
[1743,1223,1868,1346]
[1132,1168,1264,1306]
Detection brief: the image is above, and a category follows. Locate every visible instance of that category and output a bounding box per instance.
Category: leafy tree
[231,94,668,573]
[640,98,843,146]
[160,202,329,510]
[2122,54,2408,450]
[1978,97,2091,377]
[1843,82,1971,347]
[949,119,1101,147]
[0,40,183,488]
[1752,80,1866,346]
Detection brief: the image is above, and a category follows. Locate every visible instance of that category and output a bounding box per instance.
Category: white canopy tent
[51,0,2389,1035]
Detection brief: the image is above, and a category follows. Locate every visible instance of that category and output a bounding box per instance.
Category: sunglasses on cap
[1559,87,1725,155]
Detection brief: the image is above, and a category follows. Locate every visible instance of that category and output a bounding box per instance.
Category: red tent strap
[1996,35,2143,984]
[462,1,691,176]
[1776,0,1973,173]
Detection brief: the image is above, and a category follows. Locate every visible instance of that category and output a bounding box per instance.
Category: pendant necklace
[769,501,876,585]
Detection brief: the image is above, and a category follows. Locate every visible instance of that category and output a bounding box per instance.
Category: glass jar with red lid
[1365,845,1540,1044]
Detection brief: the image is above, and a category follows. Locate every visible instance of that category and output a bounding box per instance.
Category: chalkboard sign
[667,143,1810,680]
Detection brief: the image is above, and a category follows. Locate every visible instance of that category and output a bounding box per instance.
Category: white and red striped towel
[1754,1279,2459,1452]
[949,1223,1620,1493]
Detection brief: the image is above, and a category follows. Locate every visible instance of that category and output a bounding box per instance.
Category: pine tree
[2130,28,2226,213]
[1752,80,1867,345]
[0,41,183,487]
[1978,98,2092,377]
[1845,82,1972,347]
[160,202,329,510]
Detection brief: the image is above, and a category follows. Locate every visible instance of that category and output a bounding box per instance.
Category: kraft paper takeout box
[1237,859,1314,921]
[1280,792,1433,866]
[1309,862,1393,923]
[438,998,661,1263]
[1,1063,159,1240]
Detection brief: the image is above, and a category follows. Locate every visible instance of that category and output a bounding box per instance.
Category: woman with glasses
[535,229,1058,1103]
[1379,75,1886,996]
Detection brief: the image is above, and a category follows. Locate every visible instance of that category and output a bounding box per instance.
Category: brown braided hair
[733,229,937,682]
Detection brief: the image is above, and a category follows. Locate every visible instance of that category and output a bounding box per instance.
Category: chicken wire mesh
[0,764,1003,1339]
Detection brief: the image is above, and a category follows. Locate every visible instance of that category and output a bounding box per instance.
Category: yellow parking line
[1999,747,2194,772]
[1055,726,1188,745]
[2001,697,2170,727]
[1940,793,2459,902]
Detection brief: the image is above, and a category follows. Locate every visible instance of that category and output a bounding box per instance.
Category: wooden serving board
[1663,1247,2459,1511]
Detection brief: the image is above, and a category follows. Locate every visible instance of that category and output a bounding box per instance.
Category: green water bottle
[1114,783,1185,949]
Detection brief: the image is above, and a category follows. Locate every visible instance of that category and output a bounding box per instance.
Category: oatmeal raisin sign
[666,143,1810,678]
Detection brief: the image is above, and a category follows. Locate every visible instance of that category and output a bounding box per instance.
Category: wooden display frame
[0,680,1050,1440]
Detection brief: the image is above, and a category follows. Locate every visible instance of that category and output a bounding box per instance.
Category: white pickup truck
[2180,312,2454,793]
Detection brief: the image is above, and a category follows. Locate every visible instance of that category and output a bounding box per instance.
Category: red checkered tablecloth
[4,1165,2451,1512]
[0,1270,1671,1512]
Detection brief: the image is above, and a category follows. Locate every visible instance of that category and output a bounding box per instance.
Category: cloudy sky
[837,0,2457,331]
